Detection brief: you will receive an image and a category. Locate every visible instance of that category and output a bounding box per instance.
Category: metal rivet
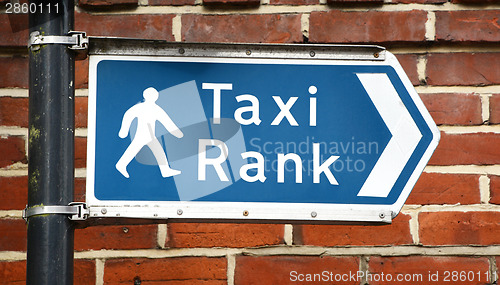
[116,213,120,217]
[177,209,183,215]
[246,50,251,56]
[123,227,129,233]
[379,213,385,219]
[179,48,185,54]
[243,210,249,216]
[311,211,317,218]
[374,53,379,58]
[101,208,107,214]
[154,213,158,217]
[310,51,315,57]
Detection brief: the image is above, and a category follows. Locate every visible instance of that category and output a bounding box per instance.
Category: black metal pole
[27,0,75,284]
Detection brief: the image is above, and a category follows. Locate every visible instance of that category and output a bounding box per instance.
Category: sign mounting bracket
[29,31,88,53]
[23,202,90,221]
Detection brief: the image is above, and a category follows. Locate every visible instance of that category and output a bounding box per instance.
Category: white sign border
[86,52,440,223]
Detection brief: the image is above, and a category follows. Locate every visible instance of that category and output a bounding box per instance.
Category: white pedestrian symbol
[116,87,184,178]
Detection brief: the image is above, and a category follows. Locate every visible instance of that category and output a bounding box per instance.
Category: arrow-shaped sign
[357,73,422,198]
[86,41,440,222]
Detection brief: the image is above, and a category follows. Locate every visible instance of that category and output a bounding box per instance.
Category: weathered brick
[419,211,500,245]
[0,56,28,88]
[0,95,85,129]
[0,97,28,127]
[330,0,382,2]
[392,0,445,3]
[0,261,25,285]
[452,0,498,2]
[490,94,500,124]
[270,0,319,5]
[104,257,227,284]
[167,223,284,248]
[149,0,196,5]
[0,219,26,251]
[395,54,420,86]
[0,14,28,47]
[0,136,27,168]
[429,132,500,166]
[436,11,500,43]
[0,177,86,208]
[0,260,96,285]
[419,93,483,125]
[74,260,97,285]
[426,53,500,86]
[309,10,427,44]
[369,256,490,285]
[182,14,302,43]
[294,213,412,246]
[78,0,138,8]
[497,257,500,282]
[203,0,260,6]
[75,59,89,89]
[0,176,28,210]
[235,256,360,285]
[75,224,157,250]
[75,96,88,128]
[490,175,500,205]
[75,137,87,169]
[75,178,86,202]
[75,12,175,41]
[408,173,481,205]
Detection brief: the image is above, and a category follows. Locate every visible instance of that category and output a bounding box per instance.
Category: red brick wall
[1,0,499,284]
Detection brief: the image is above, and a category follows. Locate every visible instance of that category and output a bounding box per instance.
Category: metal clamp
[23,202,90,221]
[29,31,88,51]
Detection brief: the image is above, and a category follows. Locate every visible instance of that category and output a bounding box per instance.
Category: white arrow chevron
[356,73,422,198]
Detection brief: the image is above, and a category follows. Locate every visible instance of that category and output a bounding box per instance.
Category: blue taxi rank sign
[86,42,440,222]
